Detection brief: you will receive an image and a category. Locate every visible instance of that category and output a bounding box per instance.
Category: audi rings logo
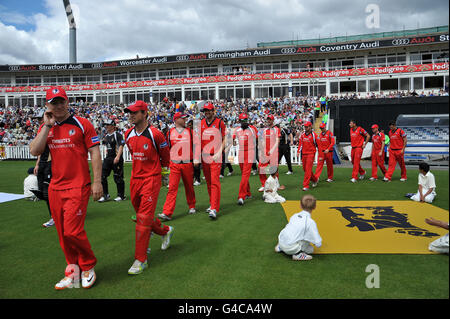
[392,38,410,46]
[176,55,190,61]
[9,66,21,71]
[281,48,297,54]
[91,63,103,69]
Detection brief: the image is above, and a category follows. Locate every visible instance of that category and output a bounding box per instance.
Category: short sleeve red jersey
[318,130,335,151]
[200,117,226,155]
[38,115,100,190]
[166,127,193,163]
[263,126,281,155]
[371,132,385,151]
[350,126,368,148]
[298,131,319,155]
[388,128,407,150]
[125,125,170,179]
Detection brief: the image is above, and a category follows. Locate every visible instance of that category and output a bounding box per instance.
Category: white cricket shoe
[251,170,257,176]
[350,178,357,183]
[358,174,365,180]
[383,177,391,182]
[311,179,318,188]
[227,172,233,176]
[157,213,171,221]
[400,178,407,182]
[97,194,110,203]
[292,252,313,261]
[258,187,264,192]
[128,259,148,275]
[206,206,211,213]
[237,198,244,205]
[286,171,293,175]
[81,268,96,289]
[326,179,334,183]
[209,209,217,220]
[114,196,126,202]
[369,177,377,181]
[188,208,196,214]
[302,187,309,191]
[55,276,79,290]
[193,181,201,186]
[43,218,55,228]
[219,175,224,179]
[161,226,174,250]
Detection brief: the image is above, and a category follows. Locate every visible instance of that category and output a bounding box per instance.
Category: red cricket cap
[46,86,68,103]
[371,124,379,129]
[304,121,312,127]
[267,115,275,121]
[173,112,188,121]
[239,113,248,120]
[319,123,326,128]
[202,103,214,111]
[125,100,148,113]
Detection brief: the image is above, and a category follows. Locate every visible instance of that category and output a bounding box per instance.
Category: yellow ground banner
[280,201,449,254]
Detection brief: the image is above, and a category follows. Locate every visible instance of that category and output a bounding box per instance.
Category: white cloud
[0,0,448,65]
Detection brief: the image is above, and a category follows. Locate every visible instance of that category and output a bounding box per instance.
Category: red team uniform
[314,127,334,181]
[233,123,258,200]
[385,127,407,181]
[371,128,387,179]
[40,115,99,272]
[350,126,369,179]
[125,124,171,263]
[297,125,319,189]
[198,115,226,213]
[162,124,196,217]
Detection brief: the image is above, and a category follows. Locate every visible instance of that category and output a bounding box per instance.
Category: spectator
[405,162,437,203]
[425,217,448,254]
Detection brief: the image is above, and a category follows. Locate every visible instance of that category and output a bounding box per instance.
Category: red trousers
[314,151,333,180]
[48,185,96,272]
[371,149,386,178]
[385,149,407,180]
[301,153,317,188]
[238,162,252,199]
[202,161,221,212]
[162,162,196,217]
[351,147,366,179]
[130,175,169,262]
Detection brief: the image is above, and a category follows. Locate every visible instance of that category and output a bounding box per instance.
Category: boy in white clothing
[263,168,286,204]
[406,163,437,203]
[275,194,322,261]
[24,167,39,201]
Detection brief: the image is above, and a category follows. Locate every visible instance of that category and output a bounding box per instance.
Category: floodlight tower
[62,0,77,63]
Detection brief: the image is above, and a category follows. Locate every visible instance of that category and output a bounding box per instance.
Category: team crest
[52,88,59,94]
[143,144,148,150]
[69,129,75,136]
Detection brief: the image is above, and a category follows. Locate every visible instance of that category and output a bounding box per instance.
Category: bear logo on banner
[330,206,440,238]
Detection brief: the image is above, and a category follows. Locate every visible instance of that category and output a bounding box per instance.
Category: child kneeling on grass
[275,194,322,261]
[262,168,286,204]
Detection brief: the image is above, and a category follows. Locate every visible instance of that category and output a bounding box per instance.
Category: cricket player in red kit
[158,112,196,221]
[297,121,319,191]
[349,119,370,183]
[124,100,174,275]
[194,102,226,219]
[314,122,335,183]
[232,113,258,205]
[30,87,102,290]
[258,114,283,191]
[384,121,407,182]
[370,124,387,181]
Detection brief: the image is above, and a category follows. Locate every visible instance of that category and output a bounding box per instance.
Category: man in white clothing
[275,194,322,261]
[406,163,437,203]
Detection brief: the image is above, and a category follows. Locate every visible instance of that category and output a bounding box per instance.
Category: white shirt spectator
[411,171,437,203]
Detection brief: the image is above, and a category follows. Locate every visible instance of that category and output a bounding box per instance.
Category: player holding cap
[194,102,226,220]
[30,86,102,290]
[297,121,320,191]
[349,119,370,183]
[232,113,258,205]
[384,120,408,182]
[124,100,174,275]
[369,124,387,181]
[314,122,335,183]
[158,112,196,221]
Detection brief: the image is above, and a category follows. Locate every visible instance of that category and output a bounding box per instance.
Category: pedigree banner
[1,63,447,93]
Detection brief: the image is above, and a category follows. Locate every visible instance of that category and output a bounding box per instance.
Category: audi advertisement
[1,33,447,72]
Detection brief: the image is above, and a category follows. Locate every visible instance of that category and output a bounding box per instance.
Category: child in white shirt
[407,163,436,203]
[263,170,286,204]
[24,167,38,201]
[275,194,322,261]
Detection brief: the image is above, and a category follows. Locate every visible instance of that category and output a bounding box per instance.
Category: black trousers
[221,151,233,175]
[278,144,293,172]
[37,161,52,217]
[194,163,201,183]
[101,157,125,198]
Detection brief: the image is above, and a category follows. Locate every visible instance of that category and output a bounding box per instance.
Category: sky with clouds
[0,0,448,65]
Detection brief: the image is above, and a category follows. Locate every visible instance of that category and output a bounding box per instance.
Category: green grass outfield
[0,160,448,299]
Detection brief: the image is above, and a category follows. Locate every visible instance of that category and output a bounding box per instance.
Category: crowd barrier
[1,145,312,165]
